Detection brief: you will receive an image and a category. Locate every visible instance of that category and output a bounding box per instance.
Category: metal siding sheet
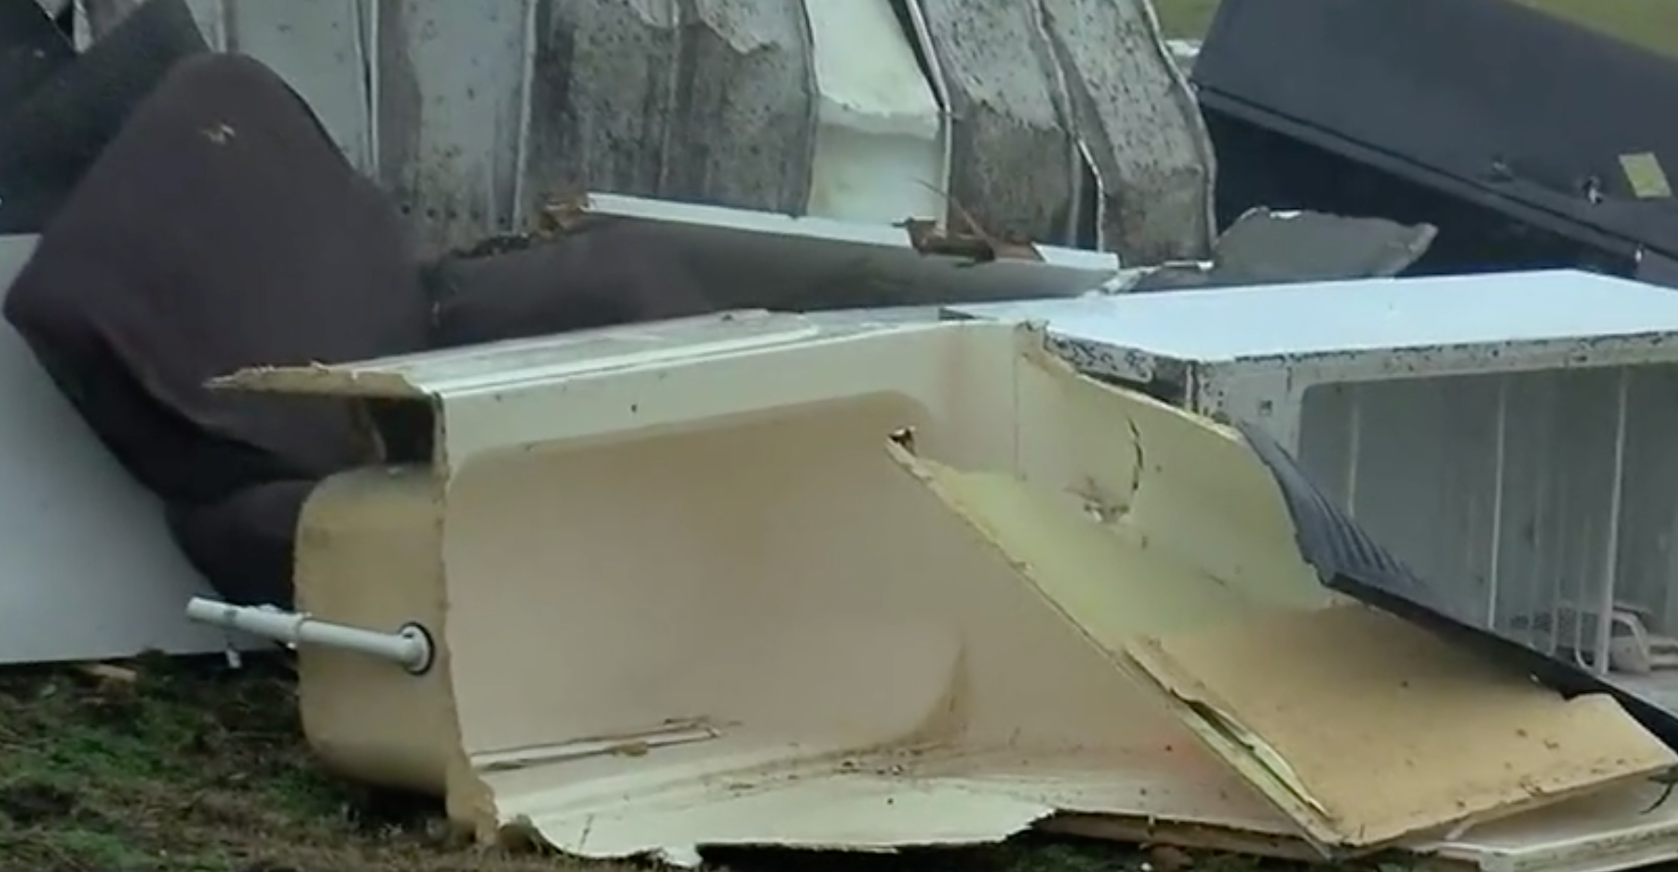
[521,0,816,223]
[1037,0,1214,262]
[89,0,1207,256]
[223,0,374,170]
[522,0,681,218]
[657,0,815,214]
[374,0,535,254]
[914,0,1078,246]
[803,0,947,224]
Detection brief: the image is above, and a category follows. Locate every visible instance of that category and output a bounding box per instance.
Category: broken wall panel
[374,0,535,253]
[1125,604,1676,851]
[804,0,946,224]
[913,0,1079,247]
[1036,0,1213,262]
[203,313,1678,862]
[521,0,679,213]
[655,0,816,217]
[106,0,1184,257]
[213,316,1348,859]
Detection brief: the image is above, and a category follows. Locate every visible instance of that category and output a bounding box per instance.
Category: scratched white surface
[951,270,1678,362]
[0,236,240,664]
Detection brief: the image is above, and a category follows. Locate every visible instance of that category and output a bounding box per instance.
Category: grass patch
[0,656,592,871]
[0,656,1401,872]
[1154,0,1678,57]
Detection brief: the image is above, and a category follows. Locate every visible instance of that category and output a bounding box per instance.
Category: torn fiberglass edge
[1236,420,1678,751]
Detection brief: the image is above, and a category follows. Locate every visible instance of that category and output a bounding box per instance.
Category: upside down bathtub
[202,312,1675,865]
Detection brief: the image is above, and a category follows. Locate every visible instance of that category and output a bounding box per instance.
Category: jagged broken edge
[1232,420,1678,752]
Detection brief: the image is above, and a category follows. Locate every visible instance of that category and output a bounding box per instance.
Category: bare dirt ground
[0,655,1319,872]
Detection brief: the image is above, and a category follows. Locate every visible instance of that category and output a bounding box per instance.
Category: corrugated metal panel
[156,0,1206,259]
[1038,0,1214,262]
[915,0,1079,247]
[374,0,533,250]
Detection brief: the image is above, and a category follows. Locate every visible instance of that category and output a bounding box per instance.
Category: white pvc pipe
[185,597,434,674]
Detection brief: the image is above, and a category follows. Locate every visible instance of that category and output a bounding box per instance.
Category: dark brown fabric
[166,480,314,609]
[0,0,73,120]
[3,51,430,505]
[0,0,206,232]
[426,222,715,349]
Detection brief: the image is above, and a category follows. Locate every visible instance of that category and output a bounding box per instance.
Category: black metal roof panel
[1193,0,1678,262]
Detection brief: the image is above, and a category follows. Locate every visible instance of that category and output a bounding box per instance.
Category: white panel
[0,237,239,664]
[374,0,535,254]
[572,192,1119,310]
[802,0,945,224]
[953,270,1678,363]
[223,0,374,170]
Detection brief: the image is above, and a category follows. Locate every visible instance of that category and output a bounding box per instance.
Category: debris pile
[4,1,1678,871]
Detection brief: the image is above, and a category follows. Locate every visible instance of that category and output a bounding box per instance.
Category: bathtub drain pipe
[184,597,435,674]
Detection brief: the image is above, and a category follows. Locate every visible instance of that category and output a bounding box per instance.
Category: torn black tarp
[1194,0,1678,280]
[1235,420,1678,752]
[424,224,715,349]
[0,0,205,232]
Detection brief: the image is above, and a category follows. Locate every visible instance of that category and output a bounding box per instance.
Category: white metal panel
[567,192,1119,311]
[950,270,1678,365]
[0,236,238,664]
[803,0,945,224]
